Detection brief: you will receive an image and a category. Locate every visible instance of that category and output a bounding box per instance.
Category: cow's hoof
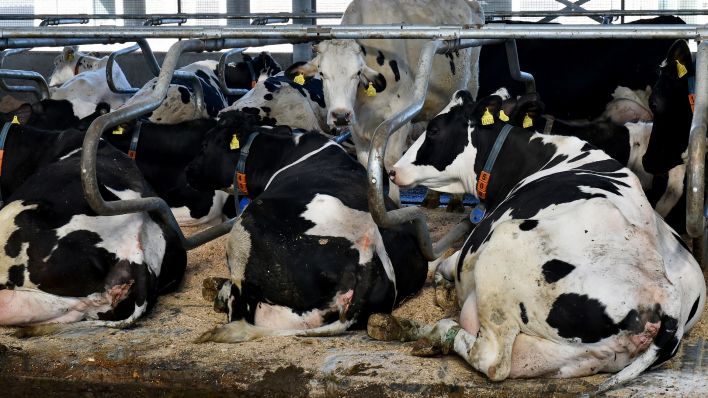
[445,201,465,213]
[411,337,442,357]
[367,313,424,342]
[434,277,458,311]
[202,277,229,303]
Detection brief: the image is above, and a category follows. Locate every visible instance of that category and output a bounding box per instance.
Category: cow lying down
[185,111,427,342]
[373,91,706,392]
[0,124,186,333]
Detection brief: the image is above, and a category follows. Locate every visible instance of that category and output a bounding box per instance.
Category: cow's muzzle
[331,111,351,127]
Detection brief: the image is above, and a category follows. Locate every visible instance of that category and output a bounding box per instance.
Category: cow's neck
[0,126,84,196]
[241,132,333,197]
[471,124,557,209]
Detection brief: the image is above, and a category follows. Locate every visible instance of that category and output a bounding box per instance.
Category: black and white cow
[220,72,328,132]
[48,47,133,118]
[121,60,228,125]
[0,123,186,330]
[223,52,283,104]
[103,119,232,226]
[641,39,695,235]
[371,91,706,392]
[184,111,427,342]
[288,0,484,203]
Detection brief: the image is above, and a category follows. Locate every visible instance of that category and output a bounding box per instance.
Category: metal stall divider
[217,47,247,97]
[81,38,308,250]
[106,39,161,94]
[0,48,49,101]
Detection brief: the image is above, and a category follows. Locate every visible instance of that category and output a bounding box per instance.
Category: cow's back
[341,0,484,122]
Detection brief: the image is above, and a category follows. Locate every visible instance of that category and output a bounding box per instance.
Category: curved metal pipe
[106,43,140,94]
[504,39,536,93]
[81,38,301,250]
[173,70,205,119]
[686,40,708,239]
[0,68,49,100]
[217,47,248,97]
[0,48,49,100]
[106,39,160,94]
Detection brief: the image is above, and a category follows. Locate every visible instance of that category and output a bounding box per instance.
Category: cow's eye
[427,127,439,137]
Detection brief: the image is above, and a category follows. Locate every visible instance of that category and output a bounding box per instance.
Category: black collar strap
[477,124,513,201]
[73,55,86,75]
[0,121,13,209]
[127,120,143,159]
[234,132,260,195]
[470,123,513,224]
[246,60,257,89]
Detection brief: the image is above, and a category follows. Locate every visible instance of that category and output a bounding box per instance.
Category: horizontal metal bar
[0,25,705,40]
[686,40,708,239]
[0,10,705,21]
[0,37,131,49]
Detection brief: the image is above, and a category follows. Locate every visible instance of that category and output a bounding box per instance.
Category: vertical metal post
[227,0,249,26]
[686,40,708,240]
[292,0,316,63]
[124,0,145,26]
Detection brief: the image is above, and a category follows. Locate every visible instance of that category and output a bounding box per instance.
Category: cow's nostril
[388,170,396,180]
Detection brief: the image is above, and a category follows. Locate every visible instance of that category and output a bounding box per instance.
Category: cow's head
[390,90,503,195]
[48,46,102,87]
[225,51,283,90]
[642,39,694,175]
[285,40,386,129]
[185,111,283,192]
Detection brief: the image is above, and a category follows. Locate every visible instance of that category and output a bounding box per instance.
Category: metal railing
[0,24,704,258]
[217,47,247,97]
[106,39,160,94]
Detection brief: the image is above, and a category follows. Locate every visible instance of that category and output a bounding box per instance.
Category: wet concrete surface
[0,208,706,397]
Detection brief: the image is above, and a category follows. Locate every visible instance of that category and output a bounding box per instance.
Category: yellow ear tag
[66,53,74,62]
[523,113,533,128]
[481,108,494,125]
[676,60,688,78]
[112,125,124,135]
[230,134,240,150]
[498,110,510,122]
[293,73,305,85]
[366,82,377,97]
[11,115,20,125]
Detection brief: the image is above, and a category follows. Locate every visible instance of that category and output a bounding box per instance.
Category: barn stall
[0,0,707,396]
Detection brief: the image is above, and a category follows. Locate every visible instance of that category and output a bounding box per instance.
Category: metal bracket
[217,47,247,97]
[106,39,161,94]
[81,38,307,250]
[143,18,188,27]
[0,48,49,100]
[39,18,89,27]
[686,40,708,253]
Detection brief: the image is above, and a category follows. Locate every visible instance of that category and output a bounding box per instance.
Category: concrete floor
[0,209,706,397]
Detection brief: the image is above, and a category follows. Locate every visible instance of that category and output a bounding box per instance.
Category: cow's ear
[242,53,253,62]
[509,92,545,125]
[666,40,693,79]
[11,103,33,125]
[63,46,78,62]
[285,59,319,79]
[470,95,503,126]
[360,64,387,93]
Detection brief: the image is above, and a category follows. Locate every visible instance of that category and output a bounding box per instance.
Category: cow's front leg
[434,249,460,310]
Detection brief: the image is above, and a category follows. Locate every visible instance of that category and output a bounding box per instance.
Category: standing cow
[288,0,484,203]
[373,90,706,393]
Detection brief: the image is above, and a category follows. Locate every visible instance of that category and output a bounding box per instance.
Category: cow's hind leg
[368,314,519,381]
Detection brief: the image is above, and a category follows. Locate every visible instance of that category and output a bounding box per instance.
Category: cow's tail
[595,314,681,395]
[195,319,355,344]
